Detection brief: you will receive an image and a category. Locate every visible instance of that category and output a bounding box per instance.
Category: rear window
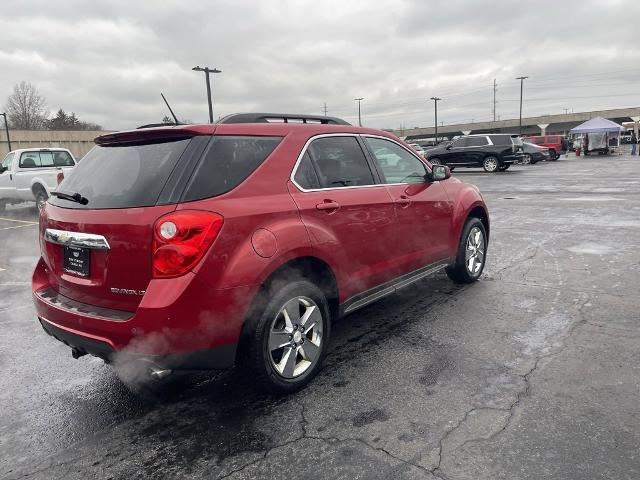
[488,135,512,146]
[50,138,191,209]
[181,136,281,201]
[546,136,559,143]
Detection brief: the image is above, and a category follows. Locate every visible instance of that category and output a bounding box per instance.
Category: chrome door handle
[316,201,340,212]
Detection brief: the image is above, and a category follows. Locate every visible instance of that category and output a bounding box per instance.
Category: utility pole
[192,66,222,123]
[563,108,569,115]
[354,98,364,126]
[516,76,528,135]
[492,79,497,122]
[430,97,441,143]
[0,113,11,152]
[322,103,328,116]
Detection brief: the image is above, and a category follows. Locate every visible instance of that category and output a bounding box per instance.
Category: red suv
[32,113,489,393]
[523,135,568,160]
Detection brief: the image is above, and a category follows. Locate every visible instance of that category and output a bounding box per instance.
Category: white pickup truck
[0,148,77,211]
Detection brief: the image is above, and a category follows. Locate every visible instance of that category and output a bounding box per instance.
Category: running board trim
[341,258,453,315]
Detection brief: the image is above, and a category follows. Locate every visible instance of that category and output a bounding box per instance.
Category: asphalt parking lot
[1,153,639,479]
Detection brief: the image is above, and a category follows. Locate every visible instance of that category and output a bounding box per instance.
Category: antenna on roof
[161,93,179,124]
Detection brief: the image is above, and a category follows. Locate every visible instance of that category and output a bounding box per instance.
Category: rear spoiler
[95,126,214,146]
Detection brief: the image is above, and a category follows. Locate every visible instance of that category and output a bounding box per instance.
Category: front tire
[446,217,487,284]
[482,156,499,173]
[240,279,330,394]
[429,157,442,165]
[549,150,558,161]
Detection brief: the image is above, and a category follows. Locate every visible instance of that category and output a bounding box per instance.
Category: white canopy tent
[570,117,624,154]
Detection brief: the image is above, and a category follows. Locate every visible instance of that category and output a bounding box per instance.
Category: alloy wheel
[465,226,485,276]
[268,296,323,379]
[483,157,498,172]
[522,154,531,164]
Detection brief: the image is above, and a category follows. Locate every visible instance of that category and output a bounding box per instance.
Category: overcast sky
[2,0,639,131]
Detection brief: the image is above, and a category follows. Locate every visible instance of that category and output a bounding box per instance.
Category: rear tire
[446,217,487,284]
[549,149,558,161]
[522,154,532,165]
[34,187,48,209]
[482,156,499,173]
[239,279,330,394]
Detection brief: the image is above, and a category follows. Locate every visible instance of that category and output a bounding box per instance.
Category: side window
[533,138,545,145]
[53,151,75,167]
[547,136,558,143]
[366,137,427,184]
[19,152,41,168]
[293,152,321,190]
[465,137,488,147]
[307,136,375,188]
[451,138,467,148]
[1,153,14,170]
[182,136,282,201]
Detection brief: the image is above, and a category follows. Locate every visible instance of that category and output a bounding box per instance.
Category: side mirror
[445,144,452,150]
[0,166,6,174]
[432,165,451,181]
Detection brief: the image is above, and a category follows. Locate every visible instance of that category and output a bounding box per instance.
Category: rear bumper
[32,257,258,370]
[38,317,237,369]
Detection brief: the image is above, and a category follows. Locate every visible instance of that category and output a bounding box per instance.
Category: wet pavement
[1,153,639,479]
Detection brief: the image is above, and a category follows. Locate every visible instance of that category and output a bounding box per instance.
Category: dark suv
[33,113,489,393]
[425,134,523,172]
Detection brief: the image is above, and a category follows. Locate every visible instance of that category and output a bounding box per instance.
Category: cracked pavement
[1,153,639,479]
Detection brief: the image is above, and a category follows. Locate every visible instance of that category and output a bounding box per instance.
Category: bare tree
[5,81,47,129]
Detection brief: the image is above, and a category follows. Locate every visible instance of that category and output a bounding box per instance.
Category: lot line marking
[0,217,38,225]
[0,224,38,231]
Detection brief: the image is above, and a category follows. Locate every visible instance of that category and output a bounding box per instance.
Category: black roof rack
[218,113,351,126]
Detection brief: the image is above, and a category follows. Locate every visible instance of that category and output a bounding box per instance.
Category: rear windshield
[49,138,191,209]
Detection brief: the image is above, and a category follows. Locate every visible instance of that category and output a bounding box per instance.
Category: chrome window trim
[289,133,433,192]
[45,229,111,250]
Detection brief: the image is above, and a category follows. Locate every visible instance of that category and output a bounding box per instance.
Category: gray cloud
[2,0,639,131]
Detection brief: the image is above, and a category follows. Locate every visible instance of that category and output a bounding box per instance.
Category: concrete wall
[0,130,113,159]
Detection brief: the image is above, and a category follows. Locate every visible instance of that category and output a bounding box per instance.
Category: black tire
[429,157,442,165]
[521,154,532,165]
[446,217,487,284]
[239,279,331,394]
[482,156,499,173]
[34,187,48,209]
[549,149,557,161]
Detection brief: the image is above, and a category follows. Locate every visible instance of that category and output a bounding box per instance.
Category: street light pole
[430,97,441,143]
[192,66,222,123]
[1,113,11,152]
[516,76,528,135]
[354,98,364,126]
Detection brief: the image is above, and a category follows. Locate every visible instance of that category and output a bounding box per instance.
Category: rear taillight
[152,211,224,278]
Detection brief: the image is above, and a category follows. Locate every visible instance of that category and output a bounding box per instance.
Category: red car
[32,113,489,393]
[523,135,568,160]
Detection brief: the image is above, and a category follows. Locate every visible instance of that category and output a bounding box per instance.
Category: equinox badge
[111,288,146,296]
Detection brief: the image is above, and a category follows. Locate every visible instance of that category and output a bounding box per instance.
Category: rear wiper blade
[51,190,89,205]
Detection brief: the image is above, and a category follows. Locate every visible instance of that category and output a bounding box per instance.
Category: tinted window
[533,137,545,145]
[183,136,281,201]
[1,153,14,170]
[546,136,559,143]
[307,136,375,188]
[488,135,512,146]
[366,137,427,184]
[294,152,321,190]
[466,137,488,147]
[50,138,191,209]
[451,138,466,148]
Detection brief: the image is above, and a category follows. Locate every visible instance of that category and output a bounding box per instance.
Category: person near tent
[631,132,637,155]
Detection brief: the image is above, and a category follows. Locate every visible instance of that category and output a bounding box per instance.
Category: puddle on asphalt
[566,243,614,255]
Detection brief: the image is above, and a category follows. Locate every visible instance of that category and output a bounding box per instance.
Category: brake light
[152,211,224,278]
